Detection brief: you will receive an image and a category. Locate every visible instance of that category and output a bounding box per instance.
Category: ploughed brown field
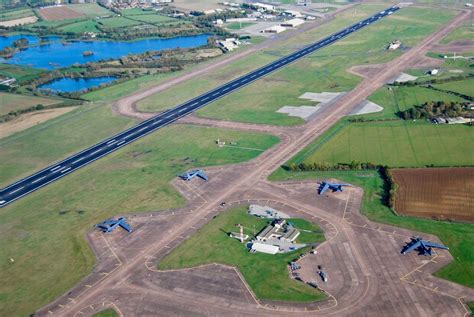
[39,6,84,21]
[392,168,474,222]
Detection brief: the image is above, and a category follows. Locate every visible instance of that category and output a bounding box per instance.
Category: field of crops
[392,168,474,222]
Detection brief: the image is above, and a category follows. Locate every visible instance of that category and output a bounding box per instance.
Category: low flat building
[261,25,286,34]
[251,242,279,254]
[280,18,305,27]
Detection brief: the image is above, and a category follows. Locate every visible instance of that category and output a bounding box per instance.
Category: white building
[280,18,305,27]
[251,242,279,254]
[218,38,241,52]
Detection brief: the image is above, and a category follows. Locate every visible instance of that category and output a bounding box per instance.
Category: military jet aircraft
[401,236,448,256]
[318,181,351,195]
[179,169,208,181]
[96,217,132,233]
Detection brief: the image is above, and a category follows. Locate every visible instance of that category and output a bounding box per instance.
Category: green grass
[301,120,474,167]
[468,302,474,317]
[92,308,118,317]
[59,19,100,33]
[0,7,34,22]
[68,3,113,17]
[159,205,325,302]
[127,13,184,25]
[0,92,63,116]
[98,16,142,28]
[0,63,45,84]
[0,103,136,187]
[433,78,474,97]
[269,168,474,289]
[366,85,466,120]
[226,22,255,30]
[0,124,279,317]
[440,20,473,44]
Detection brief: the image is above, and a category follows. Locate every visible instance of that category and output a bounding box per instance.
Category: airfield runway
[33,8,474,316]
[0,6,400,208]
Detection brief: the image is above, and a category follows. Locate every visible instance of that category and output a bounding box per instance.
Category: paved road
[0,6,400,208]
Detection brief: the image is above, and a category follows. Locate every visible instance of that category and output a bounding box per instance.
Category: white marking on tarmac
[61,167,71,173]
[117,141,125,146]
[32,176,46,184]
[71,157,86,164]
[9,187,24,195]
[50,166,61,172]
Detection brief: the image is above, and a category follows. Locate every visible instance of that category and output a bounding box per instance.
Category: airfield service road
[0,6,400,208]
[36,7,474,317]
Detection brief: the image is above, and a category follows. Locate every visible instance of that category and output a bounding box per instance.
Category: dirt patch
[0,16,37,27]
[39,6,84,21]
[390,72,418,84]
[0,107,77,139]
[392,168,474,222]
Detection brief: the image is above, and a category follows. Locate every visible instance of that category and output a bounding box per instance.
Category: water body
[1,34,210,69]
[0,34,60,50]
[39,76,118,93]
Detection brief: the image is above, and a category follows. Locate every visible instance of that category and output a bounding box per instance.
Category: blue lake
[0,33,210,69]
[39,76,118,93]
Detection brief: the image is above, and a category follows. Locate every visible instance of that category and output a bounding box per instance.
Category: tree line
[399,100,471,120]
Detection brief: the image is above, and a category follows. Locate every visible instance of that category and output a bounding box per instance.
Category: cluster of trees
[399,100,471,120]
[392,74,473,87]
[379,166,397,208]
[286,161,380,172]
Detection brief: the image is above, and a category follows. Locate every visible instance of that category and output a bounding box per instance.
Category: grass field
[433,78,474,97]
[93,308,118,317]
[366,86,466,120]
[226,22,255,30]
[0,63,45,84]
[68,3,113,17]
[300,120,474,167]
[440,20,473,44]
[159,205,325,302]
[98,16,142,28]
[0,124,279,317]
[0,7,34,22]
[0,92,63,116]
[59,19,101,33]
[392,168,474,222]
[269,168,474,289]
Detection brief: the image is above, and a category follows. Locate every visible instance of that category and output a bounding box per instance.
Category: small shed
[251,242,279,254]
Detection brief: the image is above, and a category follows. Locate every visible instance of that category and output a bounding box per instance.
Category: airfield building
[256,219,300,243]
[280,18,305,27]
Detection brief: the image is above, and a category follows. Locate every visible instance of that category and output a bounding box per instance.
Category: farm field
[0,63,45,84]
[0,124,279,317]
[433,78,474,97]
[269,168,474,289]
[59,19,100,33]
[300,121,474,168]
[159,205,325,302]
[39,6,85,21]
[68,3,113,17]
[392,168,474,222]
[0,7,34,22]
[0,92,63,116]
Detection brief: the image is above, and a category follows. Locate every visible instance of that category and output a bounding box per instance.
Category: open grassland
[440,19,474,44]
[0,125,278,317]
[0,7,34,22]
[0,93,62,116]
[68,3,113,17]
[433,78,474,96]
[0,63,45,84]
[59,19,100,33]
[98,16,143,28]
[300,121,474,167]
[159,205,325,302]
[392,168,474,222]
[269,168,474,289]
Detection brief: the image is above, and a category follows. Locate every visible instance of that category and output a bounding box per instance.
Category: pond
[0,33,210,69]
[38,76,118,93]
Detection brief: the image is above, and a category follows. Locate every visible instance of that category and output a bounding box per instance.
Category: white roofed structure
[251,242,279,254]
